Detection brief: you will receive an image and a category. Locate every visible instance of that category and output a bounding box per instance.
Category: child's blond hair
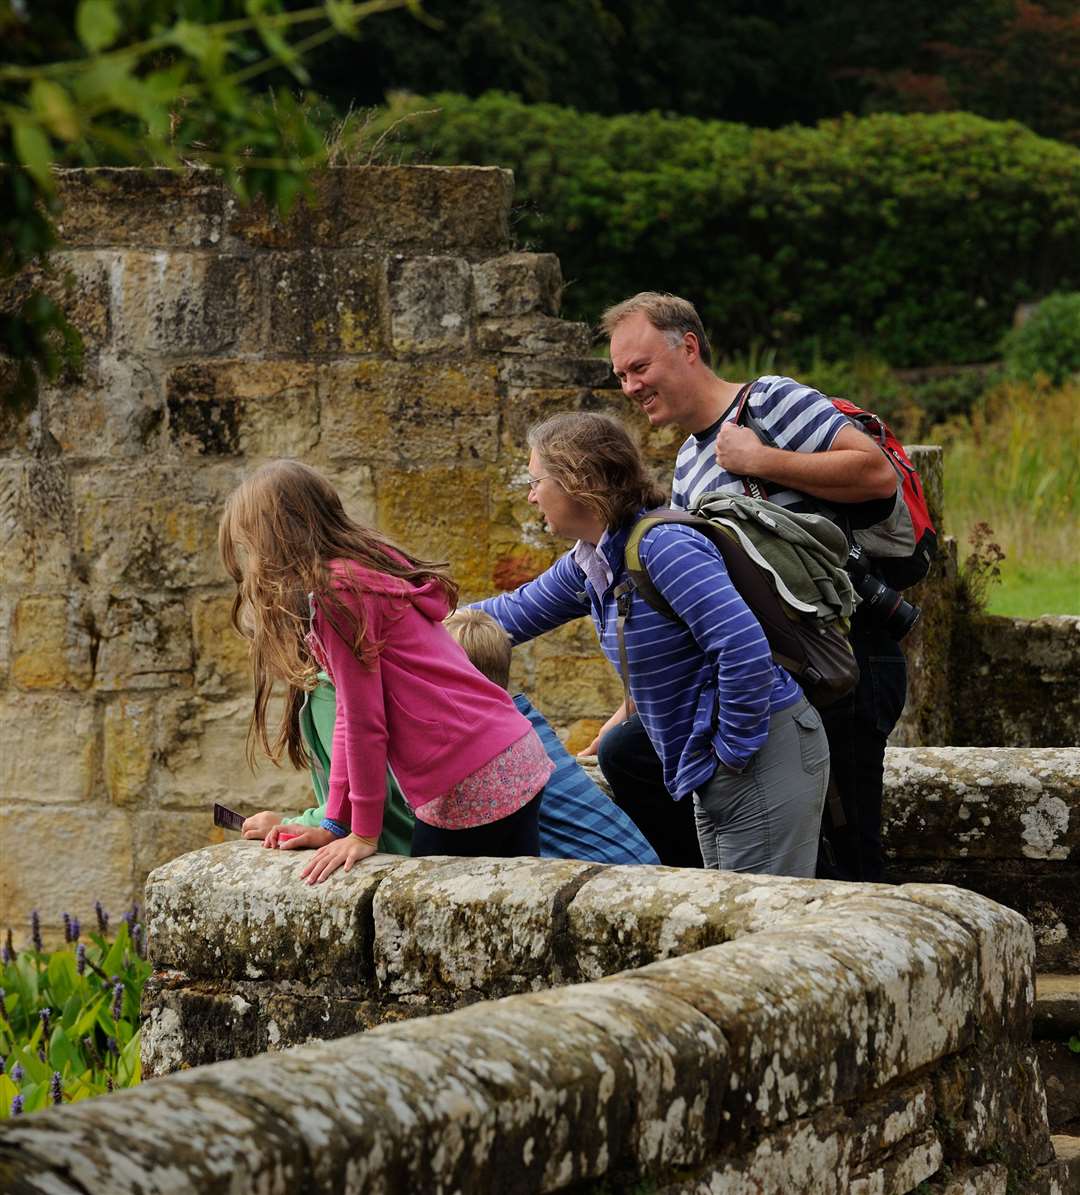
[443,608,512,690]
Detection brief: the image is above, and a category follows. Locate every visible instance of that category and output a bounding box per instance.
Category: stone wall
[0,165,649,941]
[1,846,1065,1193]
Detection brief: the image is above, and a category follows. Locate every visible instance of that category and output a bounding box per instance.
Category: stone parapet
[0,850,1057,1193]
[882,747,1080,971]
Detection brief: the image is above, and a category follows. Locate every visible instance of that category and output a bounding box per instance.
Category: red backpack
[736,386,937,590]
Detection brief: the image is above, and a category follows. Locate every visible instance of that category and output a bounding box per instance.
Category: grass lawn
[986,561,1080,619]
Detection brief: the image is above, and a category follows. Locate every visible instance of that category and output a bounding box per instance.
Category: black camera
[846,544,921,640]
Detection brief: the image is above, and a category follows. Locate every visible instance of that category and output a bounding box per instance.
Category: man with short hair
[589,291,904,881]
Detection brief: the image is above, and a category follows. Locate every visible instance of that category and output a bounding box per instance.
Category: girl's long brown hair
[219,460,458,771]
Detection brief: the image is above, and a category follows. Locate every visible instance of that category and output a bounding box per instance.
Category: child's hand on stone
[242,810,283,839]
[266,825,333,850]
[300,834,378,885]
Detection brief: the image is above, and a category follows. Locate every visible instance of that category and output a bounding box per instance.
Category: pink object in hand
[278,831,301,843]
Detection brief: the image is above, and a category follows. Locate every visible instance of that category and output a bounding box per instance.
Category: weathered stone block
[0,594,9,684]
[145,841,403,982]
[1037,1040,1080,1130]
[265,250,385,356]
[133,810,227,890]
[620,905,975,1129]
[114,251,263,355]
[153,693,310,813]
[54,168,226,248]
[103,696,156,806]
[0,804,133,944]
[499,354,617,390]
[11,593,93,690]
[0,359,39,454]
[312,462,376,526]
[73,463,238,590]
[0,692,96,806]
[0,250,113,354]
[885,747,1080,862]
[93,594,193,690]
[533,652,624,721]
[375,465,494,594]
[952,615,1080,748]
[0,459,72,587]
[317,359,499,465]
[373,856,601,1001]
[166,360,319,457]
[43,352,162,458]
[900,882,1035,1038]
[473,252,562,318]
[192,595,251,696]
[476,312,592,356]
[389,255,472,354]
[226,166,513,256]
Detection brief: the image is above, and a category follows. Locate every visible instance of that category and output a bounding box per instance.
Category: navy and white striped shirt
[672,375,850,513]
[476,518,801,801]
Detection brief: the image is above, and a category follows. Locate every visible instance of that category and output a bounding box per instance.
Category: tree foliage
[0,0,412,404]
[302,0,1080,144]
[372,92,1080,367]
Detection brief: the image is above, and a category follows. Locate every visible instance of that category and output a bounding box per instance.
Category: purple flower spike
[30,910,42,953]
[50,1072,63,1105]
[76,943,87,976]
[106,1035,118,1057]
[105,1075,114,1092]
[11,1063,23,1083]
[37,1047,46,1063]
[70,917,80,942]
[11,1094,23,1115]
[131,923,143,958]
[111,983,124,1022]
[40,1007,51,1037]
[2,928,13,964]
[95,901,108,936]
[62,913,72,943]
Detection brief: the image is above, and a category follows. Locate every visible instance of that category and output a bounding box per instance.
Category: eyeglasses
[521,475,551,492]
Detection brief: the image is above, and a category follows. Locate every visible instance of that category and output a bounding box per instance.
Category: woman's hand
[577,701,630,758]
[242,810,284,839]
[300,833,379,885]
[266,825,333,850]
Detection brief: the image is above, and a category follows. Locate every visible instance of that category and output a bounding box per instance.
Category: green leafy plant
[0,903,151,1117]
[955,521,1006,616]
[1069,1034,1080,1055]
[367,92,1080,368]
[1002,292,1080,386]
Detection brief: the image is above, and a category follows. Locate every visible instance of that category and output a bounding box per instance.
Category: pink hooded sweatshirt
[310,560,532,838]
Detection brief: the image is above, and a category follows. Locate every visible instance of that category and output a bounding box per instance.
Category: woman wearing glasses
[474,411,829,877]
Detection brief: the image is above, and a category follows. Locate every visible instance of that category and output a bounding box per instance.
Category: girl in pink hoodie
[219,461,551,884]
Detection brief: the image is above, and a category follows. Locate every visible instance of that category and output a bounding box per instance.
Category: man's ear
[682,331,701,363]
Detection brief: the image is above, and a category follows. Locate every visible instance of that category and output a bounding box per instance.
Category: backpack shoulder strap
[624,510,720,620]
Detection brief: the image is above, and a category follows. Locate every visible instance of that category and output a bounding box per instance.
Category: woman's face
[527,450,599,542]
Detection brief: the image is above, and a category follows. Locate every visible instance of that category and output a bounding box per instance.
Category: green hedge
[373,93,1080,367]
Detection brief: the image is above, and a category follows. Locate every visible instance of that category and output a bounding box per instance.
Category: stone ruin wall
[0,845,1070,1194]
[1,165,1078,941]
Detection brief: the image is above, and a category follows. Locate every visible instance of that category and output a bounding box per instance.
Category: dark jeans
[817,617,907,882]
[597,719,703,868]
[410,790,543,858]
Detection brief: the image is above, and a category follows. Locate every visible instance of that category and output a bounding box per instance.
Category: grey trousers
[692,697,829,878]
